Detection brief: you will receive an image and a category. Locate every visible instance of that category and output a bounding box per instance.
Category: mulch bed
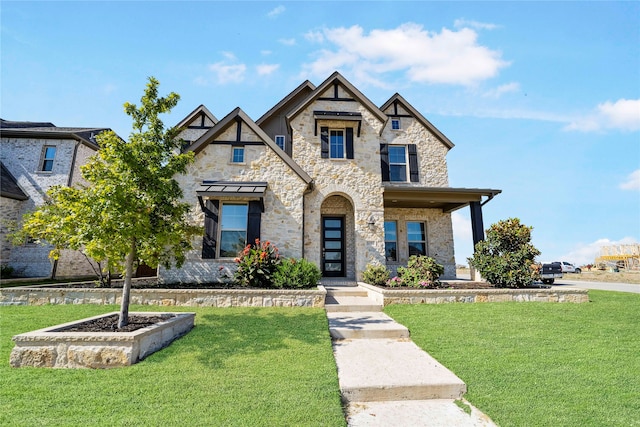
[56,314,174,333]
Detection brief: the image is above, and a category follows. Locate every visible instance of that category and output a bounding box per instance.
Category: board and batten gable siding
[159,118,309,284]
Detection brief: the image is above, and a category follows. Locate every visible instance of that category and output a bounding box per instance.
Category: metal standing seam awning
[196,181,267,212]
[383,186,502,212]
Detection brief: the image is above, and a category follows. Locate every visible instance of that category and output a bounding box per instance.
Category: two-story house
[0,120,110,278]
[159,72,500,284]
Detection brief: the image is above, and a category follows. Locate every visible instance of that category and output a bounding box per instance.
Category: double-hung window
[388,146,407,182]
[330,130,345,159]
[407,221,427,256]
[231,147,245,163]
[219,204,248,257]
[384,221,398,261]
[275,135,285,150]
[40,146,57,172]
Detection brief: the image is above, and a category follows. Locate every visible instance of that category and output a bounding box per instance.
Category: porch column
[469,201,485,281]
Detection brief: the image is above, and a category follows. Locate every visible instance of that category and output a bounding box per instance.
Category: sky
[2,1,639,267]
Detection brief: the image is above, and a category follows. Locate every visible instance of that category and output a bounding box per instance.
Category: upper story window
[388,146,407,182]
[231,147,245,163]
[219,203,248,257]
[330,130,345,159]
[384,221,398,261]
[391,118,401,130]
[275,135,285,150]
[407,221,427,256]
[40,146,57,172]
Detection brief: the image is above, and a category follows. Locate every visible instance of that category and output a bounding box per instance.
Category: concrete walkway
[322,279,496,427]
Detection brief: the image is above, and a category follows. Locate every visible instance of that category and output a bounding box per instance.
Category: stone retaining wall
[358,282,589,304]
[0,286,327,308]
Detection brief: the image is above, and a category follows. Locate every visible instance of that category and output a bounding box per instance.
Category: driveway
[552,278,640,294]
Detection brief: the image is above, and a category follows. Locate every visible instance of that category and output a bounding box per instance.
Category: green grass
[385,290,640,427]
[0,305,345,426]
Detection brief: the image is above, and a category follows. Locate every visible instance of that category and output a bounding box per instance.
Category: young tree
[468,218,541,288]
[21,77,199,327]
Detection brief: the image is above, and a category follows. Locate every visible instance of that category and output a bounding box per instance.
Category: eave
[383,186,501,212]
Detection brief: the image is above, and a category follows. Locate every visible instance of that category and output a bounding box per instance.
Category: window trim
[274,135,285,151]
[329,129,345,159]
[218,202,248,258]
[384,220,398,262]
[391,118,401,130]
[406,221,427,257]
[40,145,57,172]
[231,146,245,164]
[388,145,408,182]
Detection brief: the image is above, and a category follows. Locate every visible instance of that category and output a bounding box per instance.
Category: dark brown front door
[322,216,345,277]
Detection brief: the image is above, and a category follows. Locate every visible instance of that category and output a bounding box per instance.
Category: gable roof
[186,107,313,185]
[285,72,388,128]
[175,104,218,129]
[256,80,316,126]
[0,161,28,200]
[380,93,454,150]
[1,119,110,149]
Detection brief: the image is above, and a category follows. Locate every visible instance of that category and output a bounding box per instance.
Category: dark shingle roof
[0,119,111,148]
[0,161,28,200]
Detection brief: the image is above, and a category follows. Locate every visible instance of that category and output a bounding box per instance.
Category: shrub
[362,263,390,286]
[272,258,321,289]
[467,218,541,288]
[1,264,13,279]
[397,255,444,288]
[233,239,281,288]
[386,276,403,287]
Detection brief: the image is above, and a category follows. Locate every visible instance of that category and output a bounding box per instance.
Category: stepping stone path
[322,279,496,426]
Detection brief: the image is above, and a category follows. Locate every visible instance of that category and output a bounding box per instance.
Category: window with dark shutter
[321,127,329,158]
[408,144,419,182]
[380,144,390,182]
[202,200,219,259]
[346,127,354,159]
[246,201,262,245]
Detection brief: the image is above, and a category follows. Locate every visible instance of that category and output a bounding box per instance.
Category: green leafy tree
[468,218,541,288]
[21,77,199,327]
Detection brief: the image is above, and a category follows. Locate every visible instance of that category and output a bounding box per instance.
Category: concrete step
[327,312,410,340]
[325,286,369,297]
[324,295,382,312]
[333,339,466,402]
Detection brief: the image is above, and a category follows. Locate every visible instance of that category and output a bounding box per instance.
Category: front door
[322,216,345,277]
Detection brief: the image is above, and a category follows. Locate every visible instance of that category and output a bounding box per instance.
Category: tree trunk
[118,238,137,328]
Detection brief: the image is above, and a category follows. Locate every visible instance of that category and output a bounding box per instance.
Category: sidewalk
[322,279,496,427]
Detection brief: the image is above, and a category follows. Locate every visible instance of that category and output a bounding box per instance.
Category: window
[384,221,397,261]
[231,147,245,163]
[407,221,426,256]
[275,135,285,150]
[391,118,401,130]
[219,204,248,257]
[330,130,344,158]
[40,146,56,172]
[388,146,407,182]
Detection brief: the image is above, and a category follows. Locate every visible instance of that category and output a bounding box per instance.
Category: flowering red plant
[233,239,281,287]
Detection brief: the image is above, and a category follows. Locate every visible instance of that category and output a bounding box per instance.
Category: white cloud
[564,98,640,132]
[207,62,246,84]
[559,237,639,267]
[620,169,640,191]
[261,50,272,56]
[301,23,509,86]
[454,18,499,31]
[279,38,296,46]
[256,63,280,76]
[304,30,324,43]
[267,5,285,18]
[483,82,520,98]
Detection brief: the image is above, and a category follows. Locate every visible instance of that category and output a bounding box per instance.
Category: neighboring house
[160,72,500,284]
[0,119,110,278]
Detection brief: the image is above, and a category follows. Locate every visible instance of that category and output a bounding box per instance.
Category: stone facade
[158,72,492,284]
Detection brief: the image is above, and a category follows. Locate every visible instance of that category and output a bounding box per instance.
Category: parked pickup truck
[540,262,563,285]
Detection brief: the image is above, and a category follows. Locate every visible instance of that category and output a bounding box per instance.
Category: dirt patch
[562,270,640,284]
[55,314,174,333]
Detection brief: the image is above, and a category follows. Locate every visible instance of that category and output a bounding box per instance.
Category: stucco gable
[176,104,218,129]
[286,72,387,129]
[187,107,312,185]
[380,93,454,150]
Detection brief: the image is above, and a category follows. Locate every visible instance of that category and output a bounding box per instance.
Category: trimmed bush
[396,255,444,288]
[272,258,321,289]
[362,263,390,286]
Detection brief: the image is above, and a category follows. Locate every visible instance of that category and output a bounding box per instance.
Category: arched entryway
[320,195,355,279]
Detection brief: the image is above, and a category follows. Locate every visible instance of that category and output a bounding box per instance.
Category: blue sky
[2,1,639,266]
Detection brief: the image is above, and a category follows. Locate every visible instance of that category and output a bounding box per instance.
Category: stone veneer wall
[159,120,309,284]
[384,207,456,279]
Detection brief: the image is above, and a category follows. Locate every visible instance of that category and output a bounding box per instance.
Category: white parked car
[553,261,581,274]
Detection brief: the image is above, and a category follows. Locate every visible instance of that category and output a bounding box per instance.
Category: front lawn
[0,305,345,426]
[385,290,640,427]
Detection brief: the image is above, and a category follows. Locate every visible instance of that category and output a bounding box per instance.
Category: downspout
[301,181,314,259]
